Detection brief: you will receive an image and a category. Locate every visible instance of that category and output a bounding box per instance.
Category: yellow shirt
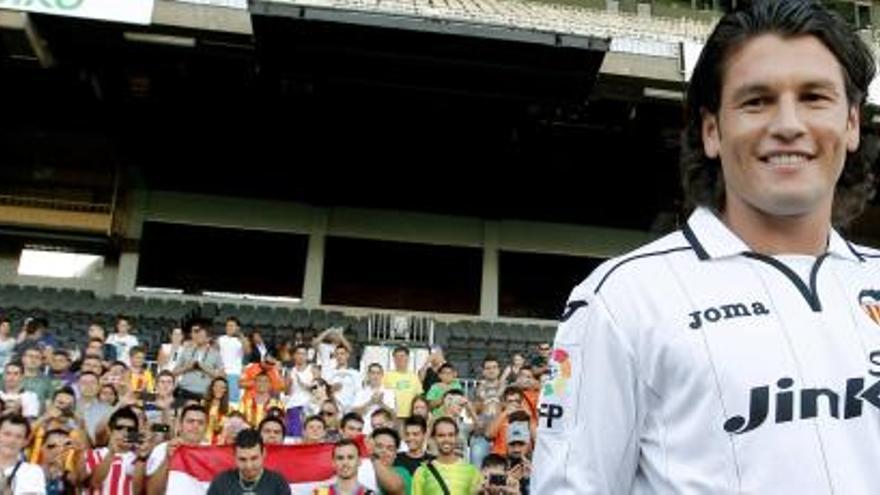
[383,371,423,418]
[130,369,155,393]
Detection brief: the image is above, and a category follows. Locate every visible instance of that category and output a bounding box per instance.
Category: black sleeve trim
[594,246,694,294]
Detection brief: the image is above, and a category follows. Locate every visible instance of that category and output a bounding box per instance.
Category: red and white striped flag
[168,440,374,494]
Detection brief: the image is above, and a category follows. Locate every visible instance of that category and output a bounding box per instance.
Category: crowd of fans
[0,313,552,494]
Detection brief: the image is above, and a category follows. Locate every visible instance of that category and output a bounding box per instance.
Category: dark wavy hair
[681,0,878,227]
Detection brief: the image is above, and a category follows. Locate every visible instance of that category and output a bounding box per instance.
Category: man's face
[260,422,284,445]
[235,445,265,482]
[180,411,207,444]
[42,432,71,464]
[255,375,270,395]
[82,357,103,376]
[335,347,350,366]
[371,414,392,432]
[0,322,9,336]
[0,422,28,456]
[88,325,104,340]
[116,319,131,334]
[157,375,175,395]
[433,422,457,457]
[439,367,454,384]
[53,393,75,412]
[371,434,397,466]
[304,420,325,443]
[504,394,523,412]
[508,441,530,460]
[79,374,99,398]
[537,343,551,358]
[332,444,361,480]
[3,366,22,390]
[482,360,500,380]
[444,395,464,417]
[342,419,363,439]
[131,352,145,369]
[226,321,239,336]
[368,367,383,386]
[51,354,70,373]
[404,425,425,453]
[192,328,207,345]
[393,351,409,371]
[322,404,339,427]
[293,348,307,365]
[702,34,859,222]
[111,418,138,452]
[87,341,103,356]
[22,349,42,372]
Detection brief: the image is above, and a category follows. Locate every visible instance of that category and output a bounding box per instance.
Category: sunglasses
[44,441,71,449]
[113,425,138,433]
[321,411,336,417]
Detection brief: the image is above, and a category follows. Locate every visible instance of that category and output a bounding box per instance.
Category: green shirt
[425,381,462,417]
[412,459,480,495]
[21,375,51,411]
[380,466,413,495]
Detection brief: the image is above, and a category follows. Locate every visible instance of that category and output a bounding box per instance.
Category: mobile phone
[125,431,143,445]
[150,423,170,434]
[489,474,507,486]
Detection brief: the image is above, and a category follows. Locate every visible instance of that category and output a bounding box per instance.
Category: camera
[125,431,144,445]
[489,474,507,486]
[150,423,170,434]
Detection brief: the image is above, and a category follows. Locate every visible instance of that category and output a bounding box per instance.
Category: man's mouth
[760,151,815,166]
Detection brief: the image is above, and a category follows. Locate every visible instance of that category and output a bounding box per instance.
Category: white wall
[0,252,119,296]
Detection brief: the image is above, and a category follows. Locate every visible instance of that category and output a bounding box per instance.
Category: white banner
[0,0,153,25]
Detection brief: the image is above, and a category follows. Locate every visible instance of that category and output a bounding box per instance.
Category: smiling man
[533,1,880,493]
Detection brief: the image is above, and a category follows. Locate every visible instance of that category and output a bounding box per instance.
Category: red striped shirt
[85,448,135,495]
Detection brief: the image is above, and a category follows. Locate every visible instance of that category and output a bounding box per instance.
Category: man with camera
[173,321,223,402]
[83,406,151,495]
[478,455,518,495]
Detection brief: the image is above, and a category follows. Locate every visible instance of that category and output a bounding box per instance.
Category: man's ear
[846,105,860,152]
[702,109,721,159]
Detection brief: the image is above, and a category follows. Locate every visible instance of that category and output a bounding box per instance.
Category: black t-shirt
[206,469,291,495]
[394,452,435,476]
[422,367,440,392]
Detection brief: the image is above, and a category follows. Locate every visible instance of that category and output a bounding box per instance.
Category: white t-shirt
[533,206,880,494]
[106,334,139,366]
[285,365,315,408]
[352,386,396,433]
[0,390,39,419]
[146,441,168,476]
[4,461,45,495]
[327,368,362,412]
[216,335,243,375]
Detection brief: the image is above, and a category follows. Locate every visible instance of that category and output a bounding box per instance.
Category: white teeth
[766,154,810,165]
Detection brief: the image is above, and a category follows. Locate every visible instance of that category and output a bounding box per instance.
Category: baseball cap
[506,421,530,445]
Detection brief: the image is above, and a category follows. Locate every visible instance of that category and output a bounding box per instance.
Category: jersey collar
[682,206,864,263]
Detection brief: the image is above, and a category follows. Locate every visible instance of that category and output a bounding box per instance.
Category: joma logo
[688,302,771,330]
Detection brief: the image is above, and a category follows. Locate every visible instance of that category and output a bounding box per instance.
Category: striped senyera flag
[168,440,373,494]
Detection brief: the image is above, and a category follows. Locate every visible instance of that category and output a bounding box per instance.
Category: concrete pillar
[480,221,500,318]
[302,209,329,307]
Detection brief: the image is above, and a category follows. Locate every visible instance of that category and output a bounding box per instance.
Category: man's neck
[408,448,425,458]
[335,477,359,492]
[0,451,17,468]
[24,369,40,378]
[722,199,832,256]
[436,453,459,465]
[255,393,270,403]
[240,468,263,483]
[3,385,21,394]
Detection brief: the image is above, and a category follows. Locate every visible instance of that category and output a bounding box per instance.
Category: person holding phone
[478,455,518,495]
[82,407,150,495]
